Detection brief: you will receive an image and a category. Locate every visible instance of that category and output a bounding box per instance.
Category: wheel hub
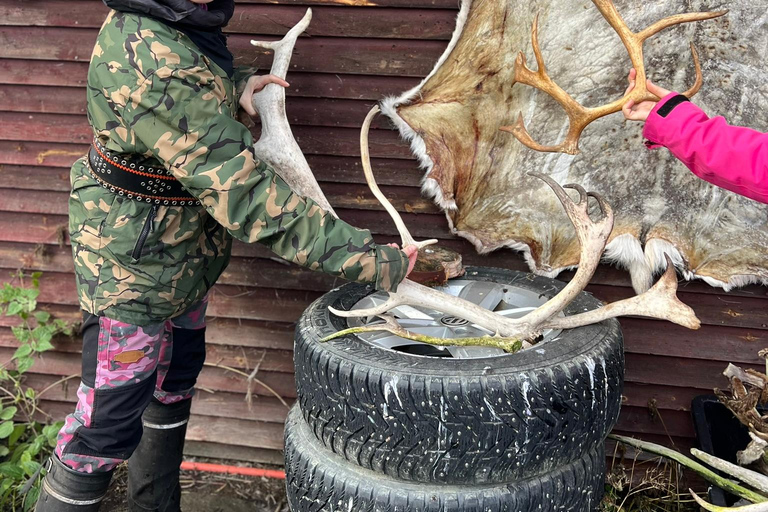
[439,315,469,326]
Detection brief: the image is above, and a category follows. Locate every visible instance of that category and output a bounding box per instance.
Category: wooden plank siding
[0,0,765,467]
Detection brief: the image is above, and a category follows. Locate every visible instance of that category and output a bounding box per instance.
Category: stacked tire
[285,268,625,512]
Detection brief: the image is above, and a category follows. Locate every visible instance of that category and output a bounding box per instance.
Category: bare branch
[322,314,525,353]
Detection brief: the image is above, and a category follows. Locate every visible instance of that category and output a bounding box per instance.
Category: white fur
[603,234,652,293]
[379,0,471,205]
[422,177,458,211]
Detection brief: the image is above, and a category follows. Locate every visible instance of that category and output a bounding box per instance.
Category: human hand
[621,68,672,122]
[388,243,419,277]
[239,74,290,116]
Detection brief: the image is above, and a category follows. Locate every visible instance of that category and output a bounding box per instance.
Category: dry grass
[601,445,700,512]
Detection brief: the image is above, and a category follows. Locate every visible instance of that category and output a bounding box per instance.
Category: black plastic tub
[691,394,759,506]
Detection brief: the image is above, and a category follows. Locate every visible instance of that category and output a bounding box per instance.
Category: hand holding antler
[621,69,672,122]
[501,0,727,155]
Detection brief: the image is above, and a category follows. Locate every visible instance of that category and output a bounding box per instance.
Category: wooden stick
[692,448,768,495]
[609,434,767,504]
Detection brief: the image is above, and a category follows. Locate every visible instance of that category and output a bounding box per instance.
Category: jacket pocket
[131,204,158,263]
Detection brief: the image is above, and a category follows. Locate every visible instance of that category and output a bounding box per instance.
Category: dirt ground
[102,462,289,512]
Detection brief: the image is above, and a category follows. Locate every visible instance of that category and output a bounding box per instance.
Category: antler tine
[544,254,701,330]
[563,183,588,204]
[529,14,547,75]
[501,15,590,155]
[329,293,404,318]
[637,10,729,43]
[586,191,611,217]
[361,105,438,249]
[681,43,703,99]
[503,1,726,155]
[513,173,613,329]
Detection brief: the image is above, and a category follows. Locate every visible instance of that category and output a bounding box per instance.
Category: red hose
[181,461,286,480]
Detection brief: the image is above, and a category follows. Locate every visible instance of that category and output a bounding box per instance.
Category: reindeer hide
[382,0,768,292]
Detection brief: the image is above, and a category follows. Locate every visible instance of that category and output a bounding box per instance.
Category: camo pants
[55,298,208,473]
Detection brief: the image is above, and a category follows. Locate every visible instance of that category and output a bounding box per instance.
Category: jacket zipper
[131,204,158,262]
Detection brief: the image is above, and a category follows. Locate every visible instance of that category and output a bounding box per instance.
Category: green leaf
[15,356,34,374]
[0,422,14,439]
[11,442,28,463]
[32,328,53,345]
[27,436,44,457]
[12,345,32,360]
[6,302,23,316]
[41,425,58,440]
[21,460,40,478]
[0,475,12,494]
[24,388,35,400]
[0,407,17,421]
[0,461,24,480]
[9,425,25,447]
[34,339,55,353]
[0,446,9,458]
[11,325,29,344]
[24,485,40,512]
[33,312,49,324]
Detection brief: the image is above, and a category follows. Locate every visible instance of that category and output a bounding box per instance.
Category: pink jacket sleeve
[643,92,768,204]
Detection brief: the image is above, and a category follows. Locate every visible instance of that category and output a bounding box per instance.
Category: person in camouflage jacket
[36,1,416,510]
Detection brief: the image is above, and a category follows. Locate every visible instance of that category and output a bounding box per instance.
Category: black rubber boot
[35,455,113,511]
[127,398,192,512]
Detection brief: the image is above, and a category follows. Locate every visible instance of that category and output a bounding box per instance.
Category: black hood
[103,0,236,76]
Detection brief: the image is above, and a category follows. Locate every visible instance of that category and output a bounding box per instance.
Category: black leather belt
[87,139,200,206]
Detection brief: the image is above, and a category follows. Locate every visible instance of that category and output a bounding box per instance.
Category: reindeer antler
[501,1,727,155]
[360,106,437,249]
[249,9,336,214]
[334,164,701,350]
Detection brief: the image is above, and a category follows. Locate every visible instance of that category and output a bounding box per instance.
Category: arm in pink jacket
[643,92,768,204]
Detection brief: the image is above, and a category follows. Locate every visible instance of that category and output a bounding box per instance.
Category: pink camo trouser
[55,297,208,473]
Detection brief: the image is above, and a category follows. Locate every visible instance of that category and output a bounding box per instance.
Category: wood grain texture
[0,2,459,40]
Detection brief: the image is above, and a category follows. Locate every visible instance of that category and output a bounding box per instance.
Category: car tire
[285,405,605,512]
[293,267,624,484]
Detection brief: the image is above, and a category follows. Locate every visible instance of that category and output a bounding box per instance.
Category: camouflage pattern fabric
[56,299,208,473]
[72,10,409,326]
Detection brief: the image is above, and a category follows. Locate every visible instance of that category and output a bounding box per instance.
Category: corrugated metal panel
[0,0,765,465]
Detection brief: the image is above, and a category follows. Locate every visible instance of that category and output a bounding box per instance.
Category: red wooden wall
[0,0,764,465]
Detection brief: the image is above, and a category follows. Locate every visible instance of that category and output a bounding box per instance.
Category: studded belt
[87,139,200,206]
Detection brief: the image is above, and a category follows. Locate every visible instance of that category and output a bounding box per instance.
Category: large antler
[333,108,700,347]
[500,1,727,155]
[249,9,336,214]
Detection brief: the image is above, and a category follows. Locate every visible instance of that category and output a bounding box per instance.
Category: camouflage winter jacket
[70,10,409,326]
